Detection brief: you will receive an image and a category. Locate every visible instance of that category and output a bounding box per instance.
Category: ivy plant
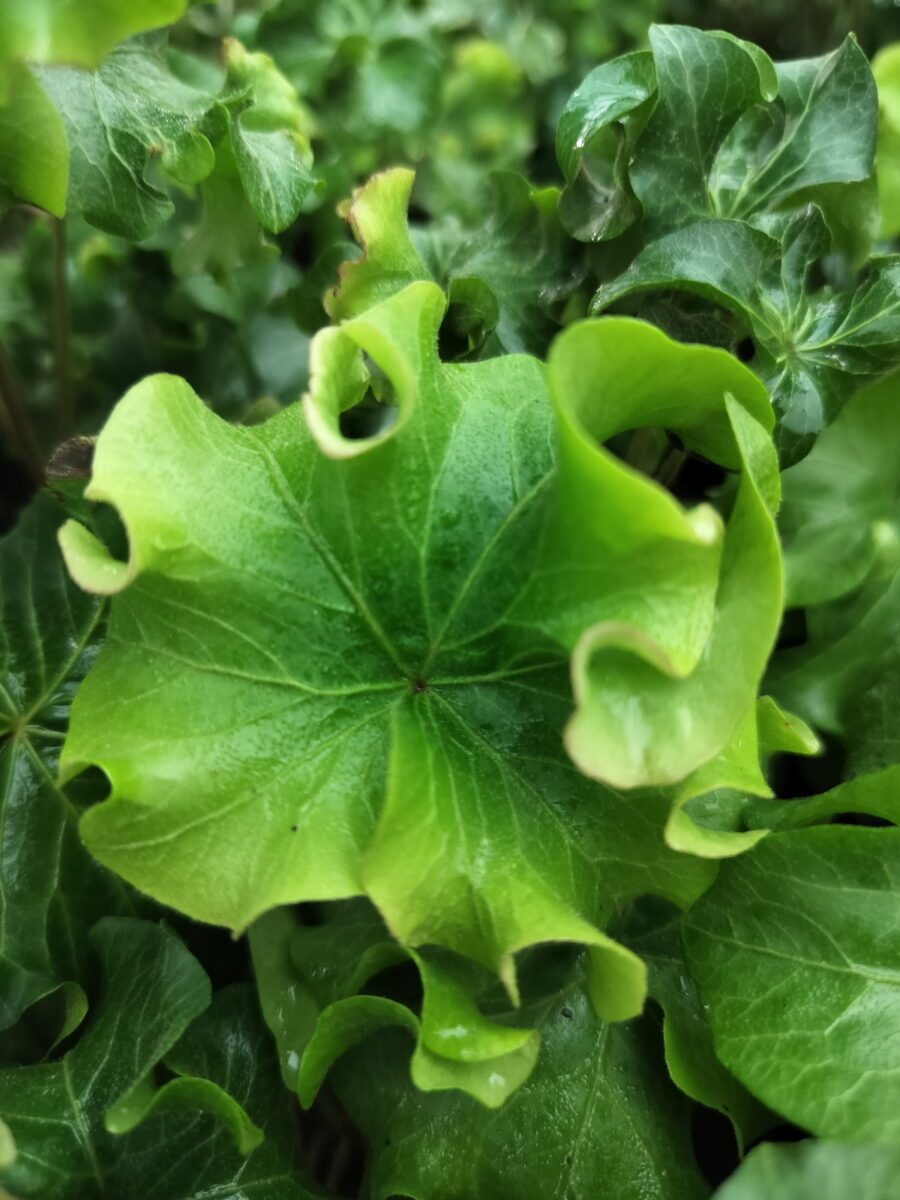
[1,4,900,1197]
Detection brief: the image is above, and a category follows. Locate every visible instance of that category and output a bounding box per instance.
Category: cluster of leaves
[3,2,900,1198]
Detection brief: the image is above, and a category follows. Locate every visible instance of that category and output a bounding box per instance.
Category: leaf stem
[52,216,73,440]
[624,426,655,471]
[0,335,45,486]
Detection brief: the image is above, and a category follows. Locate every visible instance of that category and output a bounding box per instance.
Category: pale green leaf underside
[713,1141,900,1200]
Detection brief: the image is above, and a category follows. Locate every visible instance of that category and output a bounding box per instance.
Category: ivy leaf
[0,0,188,95]
[555,51,655,241]
[0,918,210,1198]
[329,949,709,1200]
[37,35,218,240]
[768,572,900,740]
[0,63,68,215]
[252,901,539,1109]
[560,29,876,242]
[714,1141,900,1200]
[621,899,773,1151]
[0,494,139,1038]
[745,764,900,832]
[593,209,900,461]
[327,166,580,354]
[684,827,900,1143]
[778,369,900,607]
[58,283,773,1020]
[661,695,819,862]
[545,320,779,789]
[221,39,317,235]
[707,36,877,229]
[0,926,323,1200]
[630,25,778,234]
[36,33,317,254]
[103,984,325,1200]
[324,168,431,319]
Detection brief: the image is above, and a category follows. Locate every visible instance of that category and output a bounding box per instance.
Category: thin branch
[52,216,73,439]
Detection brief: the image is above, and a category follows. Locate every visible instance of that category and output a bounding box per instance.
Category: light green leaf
[713,1141,900,1200]
[0,1117,12,1169]
[0,0,188,94]
[542,321,780,788]
[325,168,430,320]
[300,958,539,1109]
[661,693,819,859]
[252,902,538,1109]
[874,43,900,239]
[59,284,770,1020]
[685,827,900,1143]
[0,63,67,215]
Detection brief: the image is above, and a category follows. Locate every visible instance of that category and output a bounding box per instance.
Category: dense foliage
[2,2,900,1198]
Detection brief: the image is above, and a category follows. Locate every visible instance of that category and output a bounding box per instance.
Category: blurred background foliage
[3,0,900,529]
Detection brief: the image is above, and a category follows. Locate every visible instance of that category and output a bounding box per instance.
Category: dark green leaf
[0,494,137,1037]
[621,898,773,1150]
[555,51,655,241]
[0,918,210,1198]
[685,827,900,1142]
[37,36,217,240]
[593,209,900,460]
[631,25,777,234]
[331,952,709,1200]
[778,369,900,606]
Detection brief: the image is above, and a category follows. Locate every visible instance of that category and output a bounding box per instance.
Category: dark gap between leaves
[691,1104,740,1189]
[769,731,848,800]
[300,1084,366,1196]
[776,608,808,651]
[0,453,37,533]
